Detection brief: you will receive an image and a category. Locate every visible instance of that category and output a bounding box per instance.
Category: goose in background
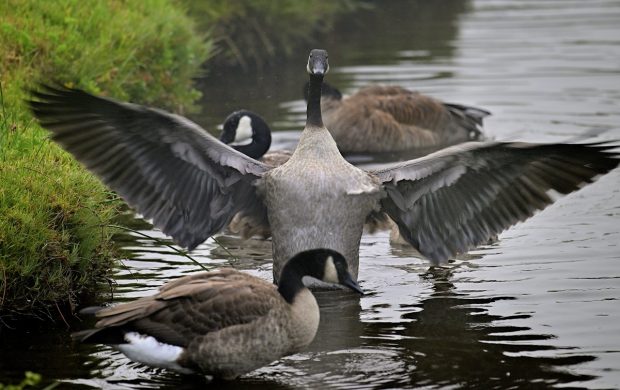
[304,81,491,153]
[73,249,362,380]
[220,110,292,167]
[219,110,292,238]
[30,49,620,283]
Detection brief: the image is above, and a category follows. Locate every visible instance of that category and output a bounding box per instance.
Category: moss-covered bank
[0,0,209,321]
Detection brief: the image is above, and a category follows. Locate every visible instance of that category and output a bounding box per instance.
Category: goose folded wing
[29,85,271,250]
[369,141,619,264]
[81,270,277,347]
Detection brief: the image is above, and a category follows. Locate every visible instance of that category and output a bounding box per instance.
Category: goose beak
[342,274,364,295]
[312,64,326,76]
[307,62,327,76]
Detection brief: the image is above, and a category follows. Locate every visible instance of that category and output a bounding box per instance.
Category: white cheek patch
[323,256,339,284]
[115,332,194,374]
[231,115,253,146]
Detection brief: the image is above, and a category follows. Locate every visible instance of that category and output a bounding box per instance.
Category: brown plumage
[314,83,491,153]
[73,249,363,380]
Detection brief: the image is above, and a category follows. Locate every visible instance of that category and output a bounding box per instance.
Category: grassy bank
[0,0,209,321]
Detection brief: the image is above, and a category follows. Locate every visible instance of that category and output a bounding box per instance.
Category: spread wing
[370,141,619,264]
[29,85,272,249]
[76,270,278,347]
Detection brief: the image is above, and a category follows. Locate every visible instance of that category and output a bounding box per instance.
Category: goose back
[263,125,383,281]
[321,84,489,153]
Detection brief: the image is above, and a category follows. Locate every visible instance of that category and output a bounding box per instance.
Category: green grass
[0,0,210,321]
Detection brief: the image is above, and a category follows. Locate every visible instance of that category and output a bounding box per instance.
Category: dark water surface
[2,1,620,388]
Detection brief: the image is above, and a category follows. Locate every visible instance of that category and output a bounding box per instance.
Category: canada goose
[220,110,292,167]
[219,110,388,238]
[303,81,491,153]
[30,49,619,283]
[73,248,363,380]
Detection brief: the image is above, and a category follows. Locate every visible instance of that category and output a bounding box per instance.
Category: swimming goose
[73,249,362,379]
[29,49,620,283]
[304,81,491,153]
[220,110,292,167]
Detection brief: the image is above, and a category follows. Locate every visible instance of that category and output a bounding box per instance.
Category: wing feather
[370,142,619,264]
[84,270,278,347]
[29,85,272,249]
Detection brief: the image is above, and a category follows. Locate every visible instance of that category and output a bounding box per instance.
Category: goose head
[310,249,362,293]
[220,110,272,160]
[307,49,329,77]
[278,249,363,302]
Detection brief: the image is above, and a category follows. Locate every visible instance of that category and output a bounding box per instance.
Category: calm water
[2,1,620,388]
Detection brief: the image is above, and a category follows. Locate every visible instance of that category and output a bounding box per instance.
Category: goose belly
[185,313,297,380]
[264,164,380,282]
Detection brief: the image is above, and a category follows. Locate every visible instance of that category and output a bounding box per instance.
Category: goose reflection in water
[250,267,596,389]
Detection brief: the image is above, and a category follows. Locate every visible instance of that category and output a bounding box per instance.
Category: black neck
[303,81,342,101]
[321,82,342,101]
[228,119,271,160]
[277,268,305,304]
[306,74,324,128]
[278,256,319,304]
[230,144,257,160]
[230,131,270,160]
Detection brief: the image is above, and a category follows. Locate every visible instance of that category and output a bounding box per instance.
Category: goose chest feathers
[73,249,363,379]
[30,49,620,283]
